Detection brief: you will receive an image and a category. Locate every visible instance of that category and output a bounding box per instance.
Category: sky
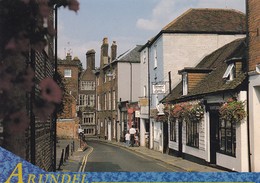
[57,0,246,69]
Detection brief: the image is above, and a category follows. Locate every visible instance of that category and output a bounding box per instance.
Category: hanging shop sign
[152,83,166,94]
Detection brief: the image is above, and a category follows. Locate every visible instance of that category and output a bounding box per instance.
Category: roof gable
[163,8,246,34]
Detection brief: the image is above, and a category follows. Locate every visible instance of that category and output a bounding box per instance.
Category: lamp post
[52,3,59,172]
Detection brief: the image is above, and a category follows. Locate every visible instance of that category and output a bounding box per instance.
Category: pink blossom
[6,110,30,134]
[68,0,80,12]
[39,77,62,103]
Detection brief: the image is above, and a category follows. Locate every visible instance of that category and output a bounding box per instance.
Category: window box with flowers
[170,101,204,148]
[219,98,246,156]
[219,98,246,124]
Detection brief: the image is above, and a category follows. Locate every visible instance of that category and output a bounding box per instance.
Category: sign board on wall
[135,110,140,118]
[152,83,166,94]
[139,98,148,106]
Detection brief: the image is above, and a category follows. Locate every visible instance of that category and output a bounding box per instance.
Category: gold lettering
[39,174,49,183]
[72,174,80,183]
[81,174,87,183]
[27,174,36,183]
[61,174,71,183]
[50,174,60,183]
[5,163,24,183]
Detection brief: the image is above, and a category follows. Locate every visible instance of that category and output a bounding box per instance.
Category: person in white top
[129,125,136,147]
[125,131,130,146]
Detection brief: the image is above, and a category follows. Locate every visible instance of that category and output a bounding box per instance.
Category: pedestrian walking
[135,129,139,147]
[129,125,136,147]
[125,130,130,146]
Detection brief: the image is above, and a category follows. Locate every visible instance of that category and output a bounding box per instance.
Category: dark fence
[57,141,75,170]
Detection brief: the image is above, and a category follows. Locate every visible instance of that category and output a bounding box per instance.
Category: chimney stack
[111,41,117,61]
[100,37,109,67]
[86,49,95,70]
[66,52,72,61]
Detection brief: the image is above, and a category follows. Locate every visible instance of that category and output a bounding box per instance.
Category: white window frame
[112,90,116,110]
[143,85,147,97]
[154,45,157,69]
[64,69,72,77]
[108,91,111,110]
[223,63,235,81]
[79,94,86,106]
[182,72,188,95]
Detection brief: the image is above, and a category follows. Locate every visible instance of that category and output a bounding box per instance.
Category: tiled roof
[163,8,246,33]
[140,8,246,52]
[114,45,143,63]
[163,38,247,103]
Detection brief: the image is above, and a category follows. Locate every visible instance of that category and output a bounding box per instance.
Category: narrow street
[84,140,184,172]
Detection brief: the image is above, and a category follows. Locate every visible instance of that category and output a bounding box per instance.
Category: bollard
[57,149,64,170]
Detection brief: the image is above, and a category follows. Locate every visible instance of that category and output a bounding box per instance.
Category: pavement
[56,138,89,172]
[56,137,225,172]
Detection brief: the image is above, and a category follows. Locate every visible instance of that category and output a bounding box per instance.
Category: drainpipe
[147,44,151,149]
[129,62,132,102]
[245,0,252,172]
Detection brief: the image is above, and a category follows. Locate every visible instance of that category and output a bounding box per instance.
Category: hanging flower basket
[219,98,246,123]
[171,101,204,122]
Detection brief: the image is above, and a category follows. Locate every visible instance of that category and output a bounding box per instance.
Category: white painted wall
[118,62,140,102]
[162,33,245,89]
[249,73,260,172]
[139,47,149,147]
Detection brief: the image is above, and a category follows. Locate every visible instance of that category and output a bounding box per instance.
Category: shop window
[219,120,236,156]
[170,119,177,142]
[186,121,199,148]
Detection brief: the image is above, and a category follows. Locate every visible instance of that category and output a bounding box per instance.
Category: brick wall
[248,0,260,71]
[57,118,79,139]
[58,65,79,99]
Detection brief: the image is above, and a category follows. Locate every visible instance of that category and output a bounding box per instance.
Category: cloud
[136,0,177,31]
[136,0,245,31]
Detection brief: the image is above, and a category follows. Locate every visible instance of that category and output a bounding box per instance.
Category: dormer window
[182,72,188,95]
[223,63,235,81]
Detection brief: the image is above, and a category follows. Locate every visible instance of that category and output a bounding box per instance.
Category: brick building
[95,37,142,141]
[95,38,118,140]
[57,53,82,139]
[78,49,96,136]
[247,0,260,172]
[57,53,81,119]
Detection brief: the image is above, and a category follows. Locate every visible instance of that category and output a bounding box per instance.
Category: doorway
[178,119,183,157]
[209,110,220,164]
[163,122,168,153]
